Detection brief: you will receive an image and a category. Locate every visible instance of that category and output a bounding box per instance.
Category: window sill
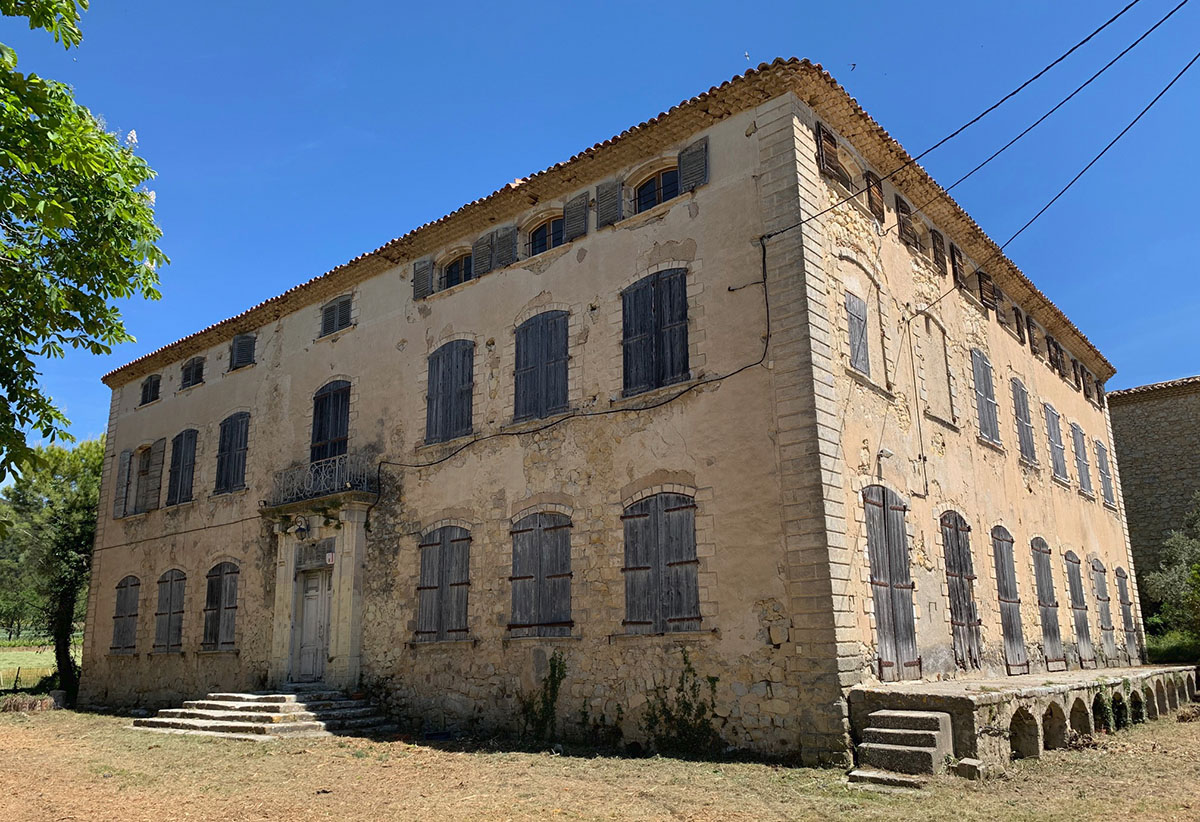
[150,650,186,657]
[611,376,698,410]
[612,195,684,232]
[226,363,256,374]
[1078,489,1096,502]
[314,324,356,344]
[1051,474,1072,490]
[197,648,239,656]
[607,628,716,644]
[976,436,1005,455]
[136,398,161,410]
[502,634,583,646]
[211,487,249,500]
[1103,500,1119,512]
[416,432,475,453]
[175,383,204,396]
[406,637,478,649]
[107,649,138,657]
[922,410,959,431]
[500,409,576,434]
[164,499,196,510]
[1018,457,1041,472]
[845,366,894,401]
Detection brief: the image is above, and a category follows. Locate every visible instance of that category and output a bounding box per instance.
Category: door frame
[291,567,332,683]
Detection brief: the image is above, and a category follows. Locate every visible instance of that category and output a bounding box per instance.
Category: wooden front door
[295,569,331,682]
[940,511,981,670]
[863,485,919,681]
[1031,538,1067,671]
[991,526,1029,675]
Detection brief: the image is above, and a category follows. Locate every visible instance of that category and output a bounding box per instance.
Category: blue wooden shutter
[658,269,689,386]
[845,291,870,376]
[677,137,708,193]
[622,278,656,396]
[451,340,474,438]
[595,180,623,228]
[562,192,589,242]
[622,498,657,633]
[413,258,434,300]
[231,334,255,369]
[543,311,569,416]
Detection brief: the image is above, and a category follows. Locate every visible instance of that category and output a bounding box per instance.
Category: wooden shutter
[657,269,688,386]
[509,516,539,636]
[143,438,165,511]
[231,413,249,490]
[562,191,589,242]
[514,318,540,422]
[595,180,623,228]
[864,171,885,222]
[1071,423,1092,493]
[816,124,850,189]
[864,485,919,681]
[1031,538,1067,671]
[1012,306,1026,345]
[930,230,947,274]
[112,576,140,651]
[677,137,708,193]
[179,430,196,503]
[321,302,337,337]
[1065,551,1095,667]
[413,258,434,300]
[202,567,222,650]
[494,225,518,268]
[978,272,998,311]
[845,291,870,376]
[113,449,132,519]
[660,494,700,633]
[1092,560,1117,663]
[884,490,919,679]
[1026,314,1039,354]
[540,514,572,636]
[622,498,657,634]
[416,532,441,640]
[950,244,966,288]
[220,564,238,649]
[1115,568,1138,661]
[1012,379,1036,462]
[443,527,470,639]
[543,311,569,416]
[169,571,185,651]
[154,574,171,650]
[451,340,474,439]
[425,346,444,443]
[991,526,1029,674]
[895,196,918,247]
[472,232,494,276]
[337,295,352,330]
[167,434,183,505]
[940,512,981,669]
[971,349,999,443]
[1096,441,1115,504]
[1071,358,1082,391]
[622,278,656,396]
[231,334,255,369]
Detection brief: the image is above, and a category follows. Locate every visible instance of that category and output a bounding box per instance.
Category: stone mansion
[80,59,1143,764]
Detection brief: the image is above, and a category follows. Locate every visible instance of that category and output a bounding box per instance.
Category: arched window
[203,562,239,651]
[622,492,699,634]
[153,569,186,652]
[634,167,679,213]
[111,575,140,653]
[442,253,473,289]
[528,216,564,256]
[139,375,160,406]
[215,412,250,493]
[514,312,568,421]
[510,512,572,637]
[320,295,353,337]
[416,526,471,642]
[181,357,205,389]
[311,380,350,462]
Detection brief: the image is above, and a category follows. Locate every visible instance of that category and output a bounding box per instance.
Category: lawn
[0,645,80,688]
[2,711,1199,821]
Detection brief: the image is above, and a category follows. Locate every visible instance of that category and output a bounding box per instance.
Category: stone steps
[131,686,393,741]
[850,710,953,788]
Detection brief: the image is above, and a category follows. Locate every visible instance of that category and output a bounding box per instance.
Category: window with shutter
[514,312,569,422]
[863,485,919,681]
[229,334,256,370]
[930,230,947,274]
[1115,568,1139,660]
[509,513,572,637]
[950,244,966,288]
[139,375,160,406]
[1026,314,1040,355]
[816,123,851,190]
[562,191,589,242]
[1071,358,1083,391]
[621,269,689,396]
[181,357,205,389]
[472,232,495,277]
[1012,306,1026,345]
[1096,440,1115,505]
[111,575,140,653]
[621,493,700,634]
[442,253,474,289]
[320,295,353,337]
[971,348,1001,444]
[940,511,981,670]
[425,340,474,443]
[493,226,518,269]
[634,167,680,213]
[1011,378,1037,463]
[1044,404,1069,481]
[131,438,165,514]
[978,272,998,311]
[845,291,870,376]
[864,171,885,223]
[677,137,708,193]
[166,429,198,506]
[895,195,919,248]
[113,449,132,519]
[413,258,435,301]
[595,179,623,228]
[153,569,186,652]
[1091,559,1118,663]
[311,380,351,462]
[528,217,564,257]
[992,525,1030,675]
[1032,538,1067,671]
[202,562,239,651]
[215,412,250,493]
[415,526,471,642]
[1071,423,1093,495]
[1065,550,1095,667]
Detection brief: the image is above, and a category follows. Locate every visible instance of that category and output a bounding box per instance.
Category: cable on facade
[762,0,1147,244]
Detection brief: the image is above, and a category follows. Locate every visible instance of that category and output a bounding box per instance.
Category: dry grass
[1,710,1199,821]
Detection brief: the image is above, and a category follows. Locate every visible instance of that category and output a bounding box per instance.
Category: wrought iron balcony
[268,453,377,507]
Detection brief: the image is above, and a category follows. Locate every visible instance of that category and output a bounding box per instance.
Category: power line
[763,0,1146,242]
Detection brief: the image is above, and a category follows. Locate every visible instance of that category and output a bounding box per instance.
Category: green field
[0,645,76,688]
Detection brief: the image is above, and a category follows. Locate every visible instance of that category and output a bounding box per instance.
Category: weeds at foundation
[577,700,624,749]
[1094,695,1114,734]
[518,651,567,743]
[641,649,721,757]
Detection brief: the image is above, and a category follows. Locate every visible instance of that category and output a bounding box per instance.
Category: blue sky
[5,0,1198,445]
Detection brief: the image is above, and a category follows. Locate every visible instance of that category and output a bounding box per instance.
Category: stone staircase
[848,709,954,789]
[131,686,394,741]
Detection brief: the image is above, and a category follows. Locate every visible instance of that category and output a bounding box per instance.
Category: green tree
[1,0,166,481]
[2,438,102,701]
[1142,490,1200,637]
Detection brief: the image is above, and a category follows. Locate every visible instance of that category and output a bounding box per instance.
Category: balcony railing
[269,453,377,507]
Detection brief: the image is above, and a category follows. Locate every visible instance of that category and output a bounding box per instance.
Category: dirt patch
[2,711,1200,821]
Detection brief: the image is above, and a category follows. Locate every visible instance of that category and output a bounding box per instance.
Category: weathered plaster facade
[80,60,1143,765]
[1109,375,1200,610]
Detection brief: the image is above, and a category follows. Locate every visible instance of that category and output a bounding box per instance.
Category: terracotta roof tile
[1107,374,1200,401]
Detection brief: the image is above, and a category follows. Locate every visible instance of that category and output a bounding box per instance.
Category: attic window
[139,375,161,406]
[181,357,205,389]
[528,217,564,256]
[635,167,679,213]
[443,254,473,289]
[816,123,851,190]
[320,295,353,337]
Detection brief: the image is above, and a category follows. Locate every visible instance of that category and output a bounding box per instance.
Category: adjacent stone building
[1109,374,1200,610]
[80,59,1144,765]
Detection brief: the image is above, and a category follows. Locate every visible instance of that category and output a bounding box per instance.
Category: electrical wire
[763,0,1147,243]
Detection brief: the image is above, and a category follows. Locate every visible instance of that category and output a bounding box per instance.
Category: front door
[863,485,919,681]
[295,569,331,682]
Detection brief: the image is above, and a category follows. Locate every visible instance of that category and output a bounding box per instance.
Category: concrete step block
[206,692,299,704]
[184,700,309,713]
[857,742,939,775]
[127,725,275,742]
[866,710,951,734]
[159,708,317,724]
[862,727,941,748]
[847,768,926,790]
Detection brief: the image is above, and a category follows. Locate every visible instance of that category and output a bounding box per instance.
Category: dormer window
[181,357,205,389]
[139,375,161,406]
[529,216,564,256]
[320,295,353,337]
[635,167,679,213]
[442,254,474,290]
